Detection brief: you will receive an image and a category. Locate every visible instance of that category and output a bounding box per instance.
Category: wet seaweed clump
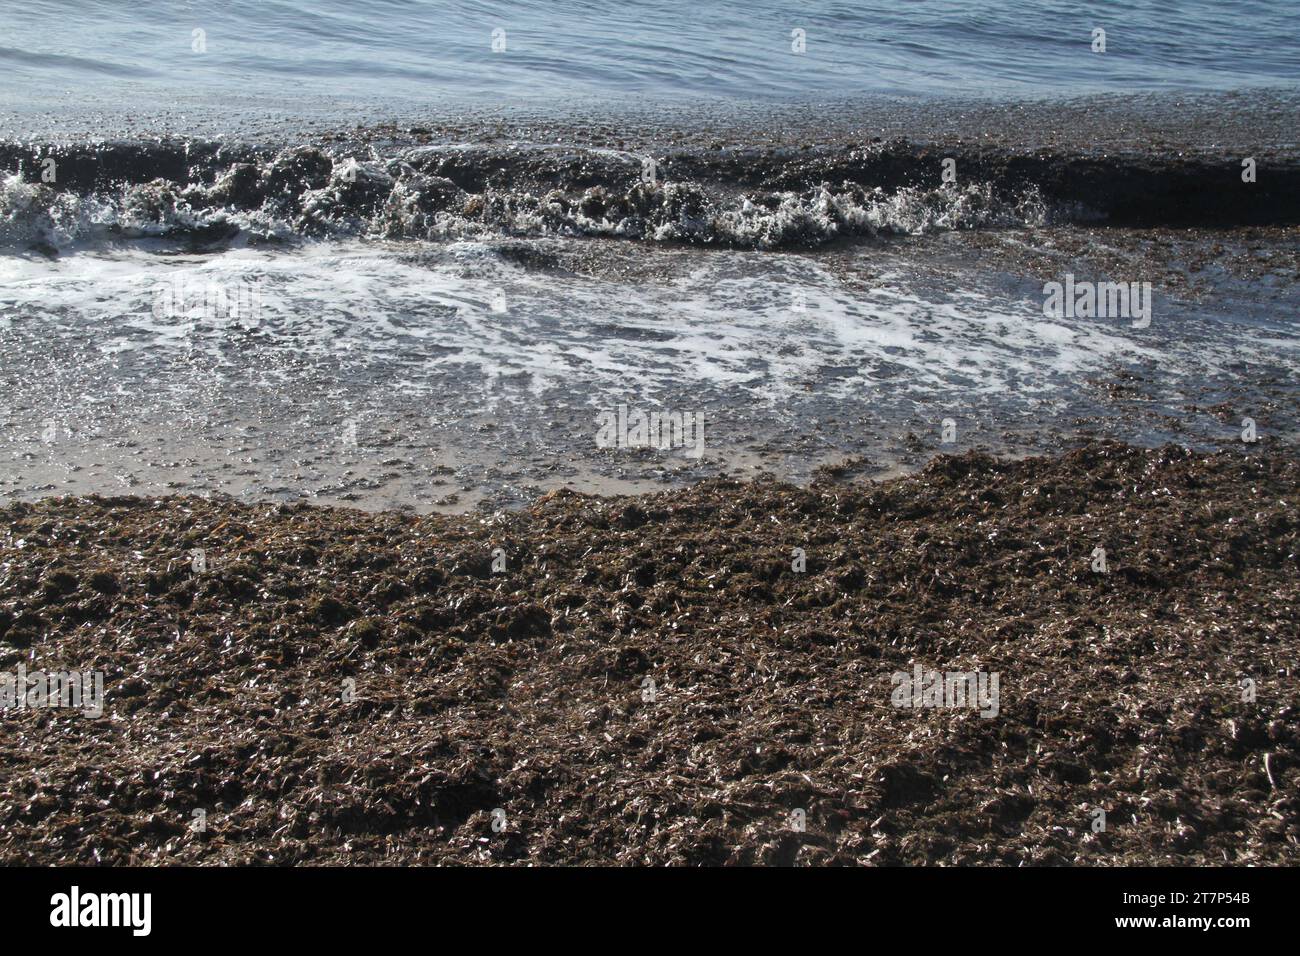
[0,442,1296,865]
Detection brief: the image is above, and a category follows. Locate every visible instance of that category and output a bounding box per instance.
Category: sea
[2,0,1298,510]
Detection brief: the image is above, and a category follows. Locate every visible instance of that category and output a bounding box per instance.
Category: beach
[1,443,1296,864]
[1,0,1298,875]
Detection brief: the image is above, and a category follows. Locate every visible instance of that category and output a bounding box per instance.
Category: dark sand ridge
[1,442,1295,864]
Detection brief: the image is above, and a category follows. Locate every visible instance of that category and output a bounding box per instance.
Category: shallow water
[3,235,1296,510]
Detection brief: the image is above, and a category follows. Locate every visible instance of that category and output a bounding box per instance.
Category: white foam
[1,239,1293,414]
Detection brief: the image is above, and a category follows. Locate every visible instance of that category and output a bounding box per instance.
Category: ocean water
[2,1,1298,510]
[2,0,1299,116]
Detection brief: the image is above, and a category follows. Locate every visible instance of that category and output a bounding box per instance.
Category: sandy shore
[0,442,1296,864]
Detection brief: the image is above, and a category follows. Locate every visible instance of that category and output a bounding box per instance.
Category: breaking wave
[3,136,1297,253]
